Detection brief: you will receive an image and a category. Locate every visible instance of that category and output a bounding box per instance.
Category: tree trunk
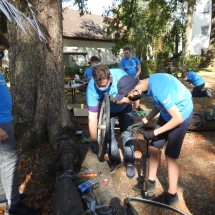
[7,0,82,146]
[205,0,215,66]
[184,0,195,58]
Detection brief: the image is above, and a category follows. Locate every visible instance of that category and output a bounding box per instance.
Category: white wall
[63,39,121,66]
[190,0,211,55]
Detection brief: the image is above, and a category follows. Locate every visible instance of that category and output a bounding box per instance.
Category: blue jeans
[0,121,20,208]
[107,105,134,165]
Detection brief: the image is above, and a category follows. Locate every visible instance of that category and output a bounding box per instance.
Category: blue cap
[115,75,139,101]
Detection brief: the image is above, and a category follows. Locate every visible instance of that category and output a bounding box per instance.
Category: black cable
[125,197,188,215]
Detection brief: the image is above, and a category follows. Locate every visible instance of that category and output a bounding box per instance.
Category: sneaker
[126,165,135,179]
[206,89,212,98]
[90,141,99,154]
[133,180,156,191]
[0,193,27,206]
[5,202,40,215]
[108,162,122,173]
[152,192,179,205]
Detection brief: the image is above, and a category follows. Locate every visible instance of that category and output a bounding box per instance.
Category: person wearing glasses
[86,64,135,179]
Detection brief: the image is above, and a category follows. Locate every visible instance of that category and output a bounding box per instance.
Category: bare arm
[134,64,141,79]
[154,105,184,136]
[88,111,98,140]
[0,127,8,141]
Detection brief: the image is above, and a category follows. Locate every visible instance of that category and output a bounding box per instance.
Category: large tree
[205,0,215,66]
[7,0,83,146]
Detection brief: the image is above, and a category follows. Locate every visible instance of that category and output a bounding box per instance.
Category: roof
[63,8,110,41]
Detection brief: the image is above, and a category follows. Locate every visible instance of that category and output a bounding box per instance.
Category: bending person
[86,65,135,179]
[113,74,193,205]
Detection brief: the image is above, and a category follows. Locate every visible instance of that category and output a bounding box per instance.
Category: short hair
[123,46,131,52]
[92,64,110,83]
[182,67,189,72]
[0,33,10,49]
[90,56,100,62]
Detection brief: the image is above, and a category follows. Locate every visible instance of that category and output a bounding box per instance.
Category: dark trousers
[192,83,207,97]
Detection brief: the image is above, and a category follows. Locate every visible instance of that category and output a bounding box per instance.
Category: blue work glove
[90,141,99,154]
[127,121,145,132]
[139,130,157,141]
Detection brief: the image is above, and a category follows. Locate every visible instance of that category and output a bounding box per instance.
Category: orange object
[77,173,98,178]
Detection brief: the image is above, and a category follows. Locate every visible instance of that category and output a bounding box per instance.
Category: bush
[140,60,158,78]
[182,55,204,72]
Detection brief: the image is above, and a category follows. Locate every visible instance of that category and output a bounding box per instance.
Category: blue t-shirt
[187,71,204,86]
[86,69,127,113]
[143,73,193,121]
[84,67,93,81]
[0,72,13,124]
[119,56,140,76]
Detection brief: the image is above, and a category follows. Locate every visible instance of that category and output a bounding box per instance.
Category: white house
[62,8,120,66]
[190,0,211,55]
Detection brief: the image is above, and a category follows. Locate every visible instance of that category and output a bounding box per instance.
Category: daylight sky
[62,0,114,16]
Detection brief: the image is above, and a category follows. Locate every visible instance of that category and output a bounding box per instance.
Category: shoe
[5,202,40,215]
[108,162,122,173]
[133,180,156,191]
[152,192,179,205]
[0,193,27,206]
[206,89,212,98]
[90,141,99,154]
[126,165,135,179]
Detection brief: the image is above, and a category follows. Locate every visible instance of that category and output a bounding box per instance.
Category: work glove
[139,130,157,141]
[90,141,99,154]
[108,94,116,103]
[127,120,145,132]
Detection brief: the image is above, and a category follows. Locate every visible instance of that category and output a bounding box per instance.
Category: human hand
[127,120,145,132]
[139,130,157,141]
[0,127,8,142]
[90,141,99,154]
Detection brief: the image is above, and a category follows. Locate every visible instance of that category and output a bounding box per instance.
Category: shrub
[182,55,204,72]
[140,60,158,78]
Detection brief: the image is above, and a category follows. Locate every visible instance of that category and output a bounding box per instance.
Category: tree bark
[205,0,215,66]
[184,0,196,58]
[7,0,82,146]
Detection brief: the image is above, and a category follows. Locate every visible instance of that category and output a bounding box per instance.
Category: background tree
[204,0,215,66]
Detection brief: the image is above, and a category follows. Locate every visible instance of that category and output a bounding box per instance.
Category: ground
[0,71,215,215]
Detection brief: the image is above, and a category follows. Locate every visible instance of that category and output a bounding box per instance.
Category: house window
[201,26,209,36]
[203,3,209,13]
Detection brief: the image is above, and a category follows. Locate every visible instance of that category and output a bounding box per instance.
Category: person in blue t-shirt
[86,64,135,179]
[83,56,100,82]
[119,46,142,111]
[0,33,39,215]
[182,67,212,98]
[114,73,193,205]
